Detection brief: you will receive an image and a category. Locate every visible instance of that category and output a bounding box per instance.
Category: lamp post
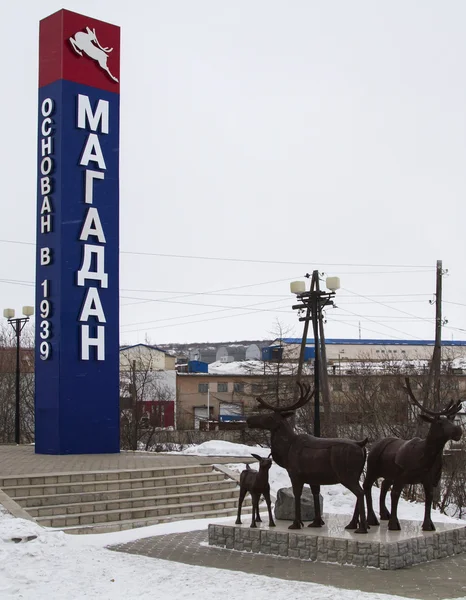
[3,306,34,445]
[290,272,339,436]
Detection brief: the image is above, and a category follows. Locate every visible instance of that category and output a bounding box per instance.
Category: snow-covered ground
[179,439,266,457]
[0,440,464,599]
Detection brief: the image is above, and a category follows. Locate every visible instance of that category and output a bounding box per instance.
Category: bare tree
[119,346,175,450]
[0,323,35,444]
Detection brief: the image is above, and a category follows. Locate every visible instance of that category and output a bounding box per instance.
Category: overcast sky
[1,1,466,345]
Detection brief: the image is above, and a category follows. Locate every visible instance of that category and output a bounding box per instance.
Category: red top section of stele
[39,9,120,94]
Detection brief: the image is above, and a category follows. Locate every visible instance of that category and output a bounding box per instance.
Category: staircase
[0,464,250,534]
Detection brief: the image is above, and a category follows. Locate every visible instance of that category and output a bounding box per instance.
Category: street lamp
[290,271,339,436]
[3,306,34,444]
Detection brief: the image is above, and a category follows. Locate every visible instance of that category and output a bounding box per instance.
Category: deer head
[247,383,314,432]
[404,377,463,444]
[251,453,273,471]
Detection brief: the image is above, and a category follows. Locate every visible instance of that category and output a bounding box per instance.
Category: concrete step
[0,464,210,489]
[15,479,236,509]
[3,470,225,498]
[62,504,254,535]
[27,487,240,518]
[36,496,244,528]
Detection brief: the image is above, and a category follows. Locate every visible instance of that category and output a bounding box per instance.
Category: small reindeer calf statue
[236,453,276,528]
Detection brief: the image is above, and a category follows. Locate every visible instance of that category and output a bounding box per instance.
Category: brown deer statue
[247,383,369,533]
[364,377,463,531]
[235,453,275,528]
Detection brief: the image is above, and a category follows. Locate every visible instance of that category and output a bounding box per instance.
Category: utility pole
[310,273,321,437]
[318,299,333,436]
[291,272,339,437]
[131,359,138,450]
[427,260,444,409]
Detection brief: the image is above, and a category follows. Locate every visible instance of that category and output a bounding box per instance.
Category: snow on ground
[0,507,419,600]
[0,507,430,600]
[179,440,268,457]
[0,440,464,599]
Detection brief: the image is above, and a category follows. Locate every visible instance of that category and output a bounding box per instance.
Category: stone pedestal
[274,487,323,521]
[208,513,466,570]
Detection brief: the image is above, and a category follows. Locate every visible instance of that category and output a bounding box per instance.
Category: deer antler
[404,377,462,417]
[92,29,113,53]
[255,382,314,413]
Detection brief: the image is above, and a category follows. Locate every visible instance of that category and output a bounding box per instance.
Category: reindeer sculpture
[247,383,369,533]
[364,377,462,531]
[236,453,275,528]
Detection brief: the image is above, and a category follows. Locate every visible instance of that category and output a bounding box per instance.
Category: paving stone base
[208,514,466,570]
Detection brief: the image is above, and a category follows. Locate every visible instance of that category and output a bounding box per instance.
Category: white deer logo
[69,27,119,83]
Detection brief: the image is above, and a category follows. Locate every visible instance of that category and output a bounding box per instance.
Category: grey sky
[1,1,465,344]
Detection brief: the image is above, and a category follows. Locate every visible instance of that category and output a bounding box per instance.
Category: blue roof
[279,338,466,347]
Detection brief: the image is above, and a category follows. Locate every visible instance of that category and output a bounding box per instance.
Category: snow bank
[179,440,268,457]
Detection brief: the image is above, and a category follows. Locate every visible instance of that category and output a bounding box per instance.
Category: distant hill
[157,340,272,364]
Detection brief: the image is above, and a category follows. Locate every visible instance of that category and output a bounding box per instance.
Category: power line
[341,287,466,339]
[331,318,406,340]
[120,276,301,308]
[0,238,435,269]
[445,300,466,308]
[0,278,34,287]
[341,287,433,323]
[0,276,436,305]
[121,298,291,329]
[335,306,423,340]
[122,305,292,334]
[0,240,34,247]
[120,287,433,299]
[120,252,433,269]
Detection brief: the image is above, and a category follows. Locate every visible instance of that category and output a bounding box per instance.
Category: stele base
[208,513,466,570]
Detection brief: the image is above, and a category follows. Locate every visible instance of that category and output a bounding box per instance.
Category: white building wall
[271,339,466,362]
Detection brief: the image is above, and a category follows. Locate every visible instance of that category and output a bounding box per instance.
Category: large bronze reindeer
[364,378,462,531]
[247,383,369,533]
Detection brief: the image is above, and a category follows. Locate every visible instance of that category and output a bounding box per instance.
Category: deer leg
[69,39,83,56]
[250,493,259,528]
[342,482,368,533]
[388,483,403,531]
[288,480,304,529]
[363,470,379,526]
[379,479,392,520]
[255,497,262,522]
[102,63,119,83]
[263,489,275,527]
[235,488,246,525]
[422,484,436,531]
[308,485,325,528]
[345,500,360,530]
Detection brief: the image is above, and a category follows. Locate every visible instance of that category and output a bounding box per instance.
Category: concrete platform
[208,513,466,570]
